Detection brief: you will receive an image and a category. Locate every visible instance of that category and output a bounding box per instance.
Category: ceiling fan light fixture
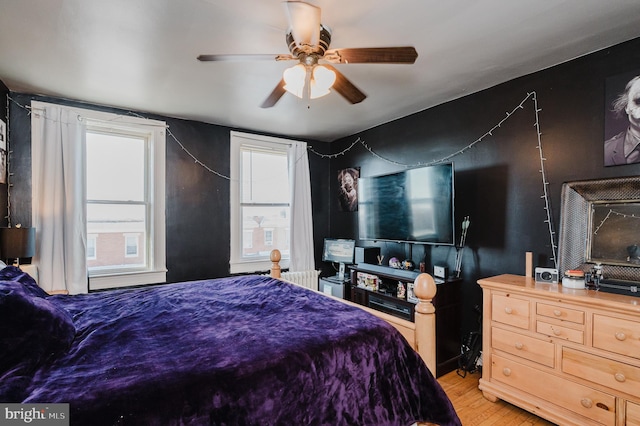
[283,1,321,48]
[283,63,336,100]
[310,65,336,99]
[283,63,307,98]
[198,2,416,107]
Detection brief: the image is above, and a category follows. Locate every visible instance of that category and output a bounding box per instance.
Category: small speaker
[355,246,381,265]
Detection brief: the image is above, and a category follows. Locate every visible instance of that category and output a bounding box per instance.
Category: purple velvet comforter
[2,273,459,425]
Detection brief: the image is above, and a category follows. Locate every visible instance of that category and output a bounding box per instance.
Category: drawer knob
[615,332,627,341]
[552,327,562,336]
[553,309,562,317]
[580,398,593,409]
[502,368,512,377]
[614,373,626,383]
[514,342,524,350]
[504,307,513,314]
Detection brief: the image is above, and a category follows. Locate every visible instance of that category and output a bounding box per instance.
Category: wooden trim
[269,249,437,375]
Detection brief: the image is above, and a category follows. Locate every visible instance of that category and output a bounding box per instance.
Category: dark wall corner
[0,79,9,228]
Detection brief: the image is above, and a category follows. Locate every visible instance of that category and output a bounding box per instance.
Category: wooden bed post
[270,249,281,278]
[268,250,437,376]
[413,273,438,376]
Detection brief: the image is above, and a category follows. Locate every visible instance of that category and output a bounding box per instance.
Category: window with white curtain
[230,131,293,273]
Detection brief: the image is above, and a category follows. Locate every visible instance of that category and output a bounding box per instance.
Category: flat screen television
[322,238,355,280]
[357,163,455,245]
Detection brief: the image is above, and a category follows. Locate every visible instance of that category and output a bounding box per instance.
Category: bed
[0,262,460,425]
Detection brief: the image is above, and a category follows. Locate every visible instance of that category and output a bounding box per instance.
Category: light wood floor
[436,370,556,425]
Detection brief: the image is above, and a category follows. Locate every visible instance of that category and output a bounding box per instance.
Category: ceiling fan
[197,1,418,108]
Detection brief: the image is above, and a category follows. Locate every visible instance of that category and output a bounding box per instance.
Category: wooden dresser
[478,274,640,426]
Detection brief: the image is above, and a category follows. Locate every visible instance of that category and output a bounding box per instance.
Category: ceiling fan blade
[324,47,418,64]
[324,65,366,104]
[283,1,320,47]
[260,79,287,108]
[198,54,294,62]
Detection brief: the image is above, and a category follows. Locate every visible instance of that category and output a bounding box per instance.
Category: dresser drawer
[492,294,530,329]
[593,314,640,360]
[563,347,640,397]
[628,401,640,426]
[491,354,615,425]
[536,302,584,324]
[491,326,554,367]
[536,320,584,344]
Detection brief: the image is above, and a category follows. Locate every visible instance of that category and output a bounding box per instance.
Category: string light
[310,92,534,167]
[593,209,640,235]
[8,92,557,264]
[309,91,557,267]
[532,91,557,269]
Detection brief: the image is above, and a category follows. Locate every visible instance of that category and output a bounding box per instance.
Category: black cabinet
[348,264,462,377]
[318,276,350,299]
[350,284,367,306]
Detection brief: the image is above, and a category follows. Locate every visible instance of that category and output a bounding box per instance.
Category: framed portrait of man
[337,167,359,212]
[604,69,640,166]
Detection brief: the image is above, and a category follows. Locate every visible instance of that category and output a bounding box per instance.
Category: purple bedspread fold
[6,275,460,425]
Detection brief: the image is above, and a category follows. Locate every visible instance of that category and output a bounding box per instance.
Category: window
[264,228,274,246]
[85,116,166,289]
[31,101,166,292]
[86,131,145,269]
[243,230,254,249]
[87,235,97,260]
[124,234,140,257]
[230,131,292,273]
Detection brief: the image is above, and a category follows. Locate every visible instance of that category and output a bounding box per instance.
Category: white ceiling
[1,0,640,142]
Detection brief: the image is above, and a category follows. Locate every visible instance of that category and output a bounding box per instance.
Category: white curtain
[31,103,88,294]
[288,141,315,271]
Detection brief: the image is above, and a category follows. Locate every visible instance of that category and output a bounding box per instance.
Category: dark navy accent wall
[6,93,331,284]
[0,80,7,227]
[329,37,640,335]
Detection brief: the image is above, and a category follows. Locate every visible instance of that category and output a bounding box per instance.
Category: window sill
[230,258,289,275]
[89,269,167,291]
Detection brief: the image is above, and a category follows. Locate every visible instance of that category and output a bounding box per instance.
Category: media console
[347,263,462,377]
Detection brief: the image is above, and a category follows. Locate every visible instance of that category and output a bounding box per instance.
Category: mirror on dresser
[558,176,640,284]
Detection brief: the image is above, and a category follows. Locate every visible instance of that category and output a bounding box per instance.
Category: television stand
[348,264,462,377]
[352,263,420,281]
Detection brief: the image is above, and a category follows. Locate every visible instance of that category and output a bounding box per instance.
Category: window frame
[85,115,166,290]
[230,131,292,273]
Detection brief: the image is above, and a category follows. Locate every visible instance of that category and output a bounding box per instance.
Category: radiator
[267,270,320,291]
